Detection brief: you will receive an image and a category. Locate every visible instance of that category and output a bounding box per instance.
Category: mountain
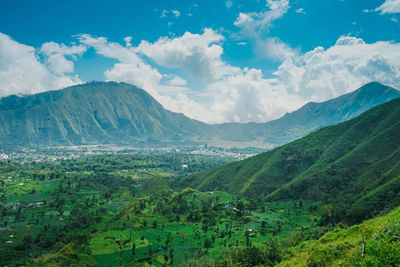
[0,81,398,148]
[0,81,207,147]
[174,97,400,223]
[208,82,400,144]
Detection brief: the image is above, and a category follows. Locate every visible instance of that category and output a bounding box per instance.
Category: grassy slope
[278,205,400,266]
[174,98,400,222]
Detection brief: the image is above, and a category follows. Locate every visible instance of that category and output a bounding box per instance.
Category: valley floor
[1,152,399,266]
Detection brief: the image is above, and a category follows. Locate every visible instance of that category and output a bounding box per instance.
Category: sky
[0,0,400,124]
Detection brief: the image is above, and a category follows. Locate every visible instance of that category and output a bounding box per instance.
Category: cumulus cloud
[165,75,187,86]
[256,37,300,61]
[133,29,301,123]
[234,0,289,37]
[46,54,74,74]
[40,41,86,56]
[275,36,400,102]
[76,30,400,124]
[124,36,132,47]
[136,28,240,82]
[78,34,163,91]
[2,28,400,125]
[76,33,216,121]
[0,33,82,97]
[234,0,297,62]
[207,68,303,123]
[375,0,400,14]
[40,41,86,75]
[76,31,299,123]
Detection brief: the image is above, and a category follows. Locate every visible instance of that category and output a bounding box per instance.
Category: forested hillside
[174,97,400,224]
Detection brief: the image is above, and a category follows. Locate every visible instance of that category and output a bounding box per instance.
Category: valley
[1,152,319,266]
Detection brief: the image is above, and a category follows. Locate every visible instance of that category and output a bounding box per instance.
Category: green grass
[278,206,400,266]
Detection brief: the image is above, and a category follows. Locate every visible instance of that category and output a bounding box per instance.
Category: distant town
[0,144,263,164]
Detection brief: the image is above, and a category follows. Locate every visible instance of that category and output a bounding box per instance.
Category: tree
[320,204,334,225]
[22,234,33,249]
[245,230,251,247]
[169,248,174,265]
[204,238,212,250]
[261,221,267,235]
[132,242,136,256]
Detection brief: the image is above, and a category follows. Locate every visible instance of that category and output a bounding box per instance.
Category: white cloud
[234,0,297,62]
[46,54,74,74]
[3,28,400,126]
[275,36,400,102]
[160,9,181,19]
[76,30,400,124]
[76,34,215,121]
[296,8,306,14]
[136,28,240,82]
[124,36,132,47]
[165,74,187,86]
[40,41,86,75]
[0,33,81,97]
[40,41,86,56]
[226,0,233,8]
[77,31,299,123]
[78,34,163,91]
[234,0,290,37]
[133,28,301,123]
[172,10,181,18]
[256,37,300,61]
[207,68,303,123]
[375,0,400,14]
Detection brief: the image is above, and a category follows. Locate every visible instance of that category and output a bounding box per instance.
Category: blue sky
[0,0,400,123]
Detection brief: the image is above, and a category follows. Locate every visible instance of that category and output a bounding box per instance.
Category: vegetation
[0,152,234,266]
[1,83,400,266]
[174,97,400,224]
[277,205,400,266]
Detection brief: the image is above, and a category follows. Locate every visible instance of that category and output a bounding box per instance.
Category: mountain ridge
[0,81,399,148]
[174,97,400,223]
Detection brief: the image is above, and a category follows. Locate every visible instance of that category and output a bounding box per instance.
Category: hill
[174,97,400,223]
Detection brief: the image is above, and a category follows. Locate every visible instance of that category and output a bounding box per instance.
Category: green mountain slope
[278,205,400,266]
[174,98,400,223]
